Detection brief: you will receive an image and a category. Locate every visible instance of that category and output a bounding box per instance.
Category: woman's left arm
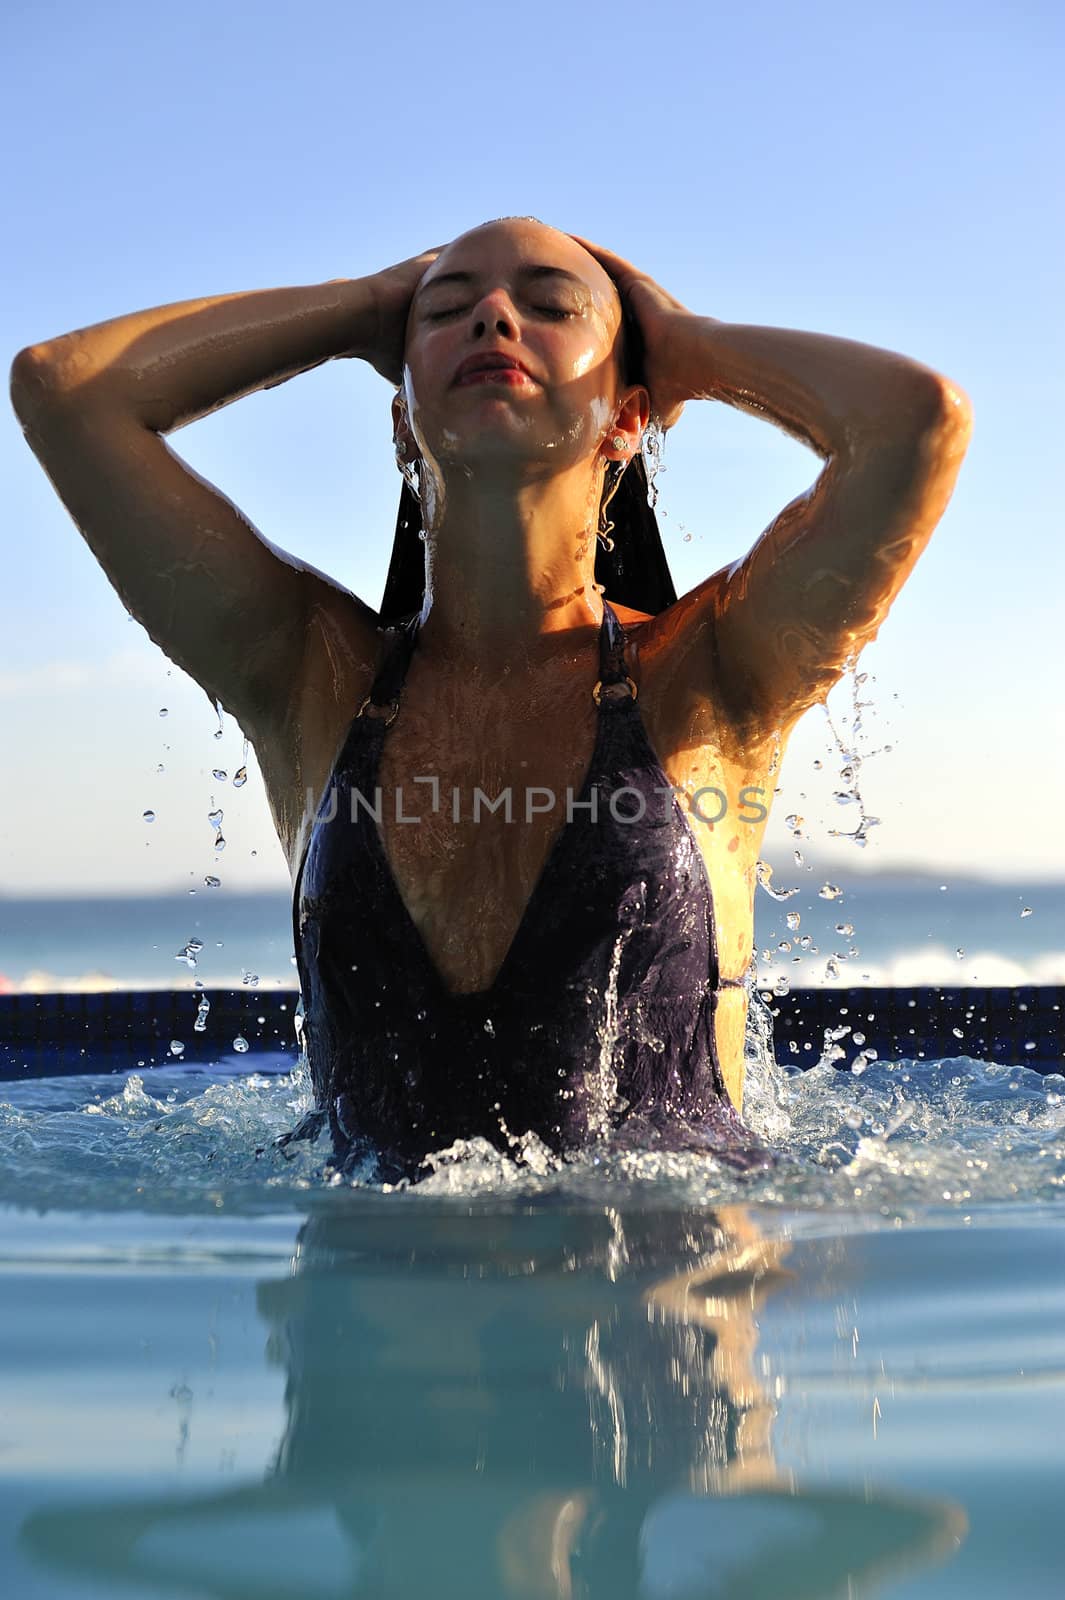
[575,238,974,738]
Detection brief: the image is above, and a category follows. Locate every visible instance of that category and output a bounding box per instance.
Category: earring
[611,435,626,451]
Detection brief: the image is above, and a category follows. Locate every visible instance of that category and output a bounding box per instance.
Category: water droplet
[825,959,840,979]
[169,1039,185,1057]
[955,947,965,960]
[142,810,155,823]
[233,1035,250,1053]
[773,975,790,996]
[483,1018,495,1036]
[785,813,804,832]
[193,996,211,1033]
[852,1031,866,1046]
[204,874,221,888]
[158,708,168,718]
[241,971,260,987]
[818,883,842,901]
[212,769,227,782]
[233,766,248,788]
[214,834,226,853]
[786,910,801,931]
[156,763,165,774]
[835,922,855,937]
[208,809,223,829]
[1021,906,1033,918]
[756,860,801,901]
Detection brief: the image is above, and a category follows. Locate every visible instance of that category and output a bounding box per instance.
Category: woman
[9,217,973,1178]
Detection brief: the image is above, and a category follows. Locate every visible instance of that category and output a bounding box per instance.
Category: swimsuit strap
[593,600,638,705]
[359,614,420,723]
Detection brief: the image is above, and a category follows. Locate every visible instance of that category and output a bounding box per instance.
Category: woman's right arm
[8,256,433,735]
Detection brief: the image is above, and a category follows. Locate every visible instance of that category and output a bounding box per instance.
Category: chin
[429,423,561,468]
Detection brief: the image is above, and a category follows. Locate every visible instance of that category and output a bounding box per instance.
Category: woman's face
[399,219,632,474]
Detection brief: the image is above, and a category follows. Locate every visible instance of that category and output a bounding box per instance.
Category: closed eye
[425,306,577,322]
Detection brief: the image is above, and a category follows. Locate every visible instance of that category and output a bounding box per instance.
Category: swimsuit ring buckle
[592,676,638,705]
[357,695,400,725]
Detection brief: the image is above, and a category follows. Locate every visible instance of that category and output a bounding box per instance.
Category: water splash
[641,423,666,509]
[819,666,885,850]
[1,990,1062,1217]
[756,860,801,902]
[587,929,631,1140]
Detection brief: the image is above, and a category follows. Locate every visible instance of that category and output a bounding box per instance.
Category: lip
[452,351,538,387]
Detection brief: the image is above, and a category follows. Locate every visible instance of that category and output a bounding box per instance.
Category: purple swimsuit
[290,601,767,1179]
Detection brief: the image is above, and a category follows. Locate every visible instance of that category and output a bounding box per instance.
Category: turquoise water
[1,1037,1063,1597]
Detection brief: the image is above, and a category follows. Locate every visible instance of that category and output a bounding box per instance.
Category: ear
[391,392,418,462]
[606,383,652,460]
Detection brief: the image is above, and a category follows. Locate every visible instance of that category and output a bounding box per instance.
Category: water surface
[0,1042,1062,1597]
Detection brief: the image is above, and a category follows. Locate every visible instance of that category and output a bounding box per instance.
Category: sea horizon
[1,870,1062,994]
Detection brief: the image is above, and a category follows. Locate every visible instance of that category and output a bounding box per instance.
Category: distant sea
[0,870,1062,992]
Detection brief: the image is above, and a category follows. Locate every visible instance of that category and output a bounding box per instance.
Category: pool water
[0,1034,1063,1598]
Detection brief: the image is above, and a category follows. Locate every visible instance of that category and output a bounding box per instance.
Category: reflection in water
[20,1202,966,1598]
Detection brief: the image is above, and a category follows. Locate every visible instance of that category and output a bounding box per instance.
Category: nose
[468,286,519,341]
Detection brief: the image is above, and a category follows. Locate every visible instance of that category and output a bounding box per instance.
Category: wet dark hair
[379,275,677,625]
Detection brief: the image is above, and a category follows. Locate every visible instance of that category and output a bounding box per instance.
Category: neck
[414,459,608,669]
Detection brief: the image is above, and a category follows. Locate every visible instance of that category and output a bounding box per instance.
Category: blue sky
[3,0,1062,894]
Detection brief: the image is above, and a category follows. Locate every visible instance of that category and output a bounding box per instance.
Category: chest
[361,659,768,986]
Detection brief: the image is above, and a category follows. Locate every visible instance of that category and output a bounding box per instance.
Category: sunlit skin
[392,224,647,662]
[9,218,974,1112]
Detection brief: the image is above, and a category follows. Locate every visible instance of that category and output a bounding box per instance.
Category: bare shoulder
[249,569,386,872]
[618,576,786,763]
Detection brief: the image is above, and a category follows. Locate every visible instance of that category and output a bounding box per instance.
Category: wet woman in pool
[10,217,973,1177]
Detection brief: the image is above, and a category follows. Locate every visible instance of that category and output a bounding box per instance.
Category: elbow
[878,373,974,474]
[9,343,67,424]
[927,372,974,441]
[914,376,974,478]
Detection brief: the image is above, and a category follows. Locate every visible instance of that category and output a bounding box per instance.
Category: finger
[568,234,642,287]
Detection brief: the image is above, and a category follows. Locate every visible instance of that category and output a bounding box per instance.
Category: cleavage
[372,654,602,996]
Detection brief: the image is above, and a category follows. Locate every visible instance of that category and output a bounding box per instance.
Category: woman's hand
[569,235,702,430]
[351,247,443,386]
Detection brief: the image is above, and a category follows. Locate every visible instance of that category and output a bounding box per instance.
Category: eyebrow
[415,264,589,299]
